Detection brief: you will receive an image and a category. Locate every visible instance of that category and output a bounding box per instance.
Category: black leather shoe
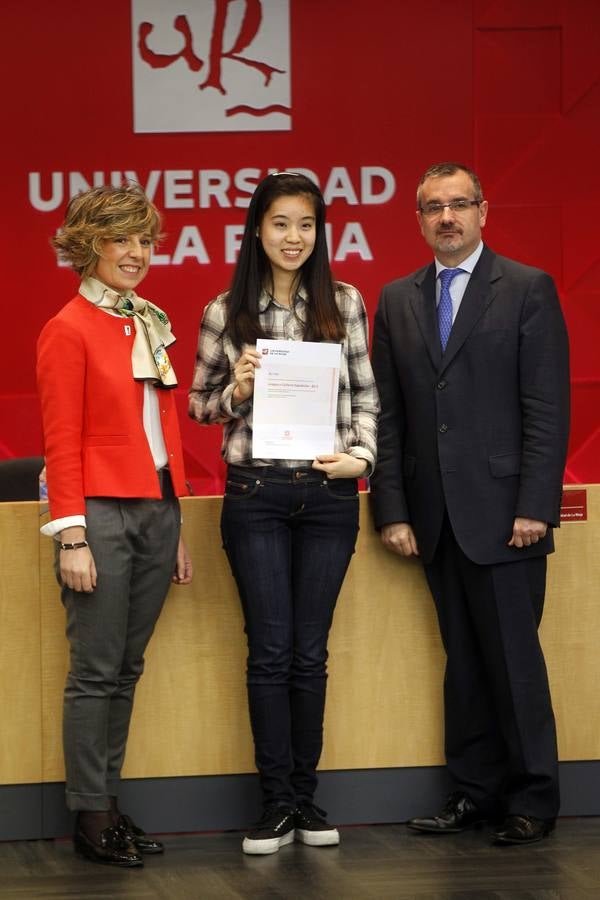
[74,824,143,866]
[407,792,486,833]
[117,813,164,854]
[492,814,555,845]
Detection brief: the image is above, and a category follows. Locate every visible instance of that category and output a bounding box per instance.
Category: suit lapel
[410,263,442,370]
[439,246,502,375]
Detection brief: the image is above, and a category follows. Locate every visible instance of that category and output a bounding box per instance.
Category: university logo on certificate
[252,340,341,460]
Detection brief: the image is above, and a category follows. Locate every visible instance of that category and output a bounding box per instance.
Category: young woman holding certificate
[189,172,379,855]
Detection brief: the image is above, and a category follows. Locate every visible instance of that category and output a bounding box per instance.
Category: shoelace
[101,825,131,849]
[256,806,293,828]
[297,802,329,821]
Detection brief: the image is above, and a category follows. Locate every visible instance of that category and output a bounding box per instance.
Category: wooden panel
[6,487,600,785]
[322,502,444,768]
[0,502,42,784]
[542,487,600,761]
[39,519,69,782]
[124,497,254,778]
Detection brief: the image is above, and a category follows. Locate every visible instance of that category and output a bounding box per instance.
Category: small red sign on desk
[560,489,587,522]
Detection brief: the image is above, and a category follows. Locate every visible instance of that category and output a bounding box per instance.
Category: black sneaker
[294,803,340,846]
[242,806,295,855]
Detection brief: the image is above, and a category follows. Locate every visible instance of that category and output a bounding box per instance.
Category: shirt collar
[79,276,135,306]
[257,285,309,313]
[434,241,484,278]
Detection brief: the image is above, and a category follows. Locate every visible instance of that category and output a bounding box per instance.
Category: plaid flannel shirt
[188,283,379,473]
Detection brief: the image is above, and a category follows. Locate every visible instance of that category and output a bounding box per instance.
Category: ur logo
[131,0,291,133]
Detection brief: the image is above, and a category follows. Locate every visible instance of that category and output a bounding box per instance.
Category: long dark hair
[225,172,345,348]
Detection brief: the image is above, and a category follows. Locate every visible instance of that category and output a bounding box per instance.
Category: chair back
[0,456,45,501]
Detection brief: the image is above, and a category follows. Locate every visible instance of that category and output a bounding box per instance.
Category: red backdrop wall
[1,0,598,493]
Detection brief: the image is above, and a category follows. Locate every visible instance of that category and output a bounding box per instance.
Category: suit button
[439,423,448,433]
[437,380,447,390]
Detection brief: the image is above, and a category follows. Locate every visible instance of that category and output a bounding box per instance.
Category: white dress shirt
[435,241,484,323]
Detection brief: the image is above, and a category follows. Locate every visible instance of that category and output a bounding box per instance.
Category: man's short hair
[416,162,483,207]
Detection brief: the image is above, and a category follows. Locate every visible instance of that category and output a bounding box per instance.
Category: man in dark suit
[370,162,570,845]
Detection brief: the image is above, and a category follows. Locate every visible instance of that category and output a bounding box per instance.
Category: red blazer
[37,295,188,521]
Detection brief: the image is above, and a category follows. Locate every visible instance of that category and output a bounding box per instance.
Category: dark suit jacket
[370,245,570,565]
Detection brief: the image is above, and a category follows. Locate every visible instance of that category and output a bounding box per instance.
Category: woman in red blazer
[37,184,192,867]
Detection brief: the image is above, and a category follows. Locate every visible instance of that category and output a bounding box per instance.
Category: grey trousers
[59,482,180,811]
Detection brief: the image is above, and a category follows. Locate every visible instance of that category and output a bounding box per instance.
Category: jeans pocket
[323,477,359,500]
[224,476,261,500]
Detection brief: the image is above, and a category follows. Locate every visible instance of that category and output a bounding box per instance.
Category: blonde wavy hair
[52,183,163,276]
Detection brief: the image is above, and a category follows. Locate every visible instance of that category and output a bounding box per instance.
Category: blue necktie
[438,268,465,351]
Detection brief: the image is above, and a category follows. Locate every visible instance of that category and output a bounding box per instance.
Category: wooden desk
[1,488,598,786]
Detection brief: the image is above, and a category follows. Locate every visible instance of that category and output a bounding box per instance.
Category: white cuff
[40,514,87,539]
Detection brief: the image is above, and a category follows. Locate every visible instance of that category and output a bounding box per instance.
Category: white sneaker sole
[295,827,340,846]
[242,828,295,855]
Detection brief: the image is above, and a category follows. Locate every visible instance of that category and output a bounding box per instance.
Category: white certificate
[252,339,341,460]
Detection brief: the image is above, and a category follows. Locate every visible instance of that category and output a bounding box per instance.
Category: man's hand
[381,522,419,557]
[172,535,193,584]
[508,517,548,548]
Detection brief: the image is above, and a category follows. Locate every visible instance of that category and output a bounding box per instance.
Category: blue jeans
[221,465,359,807]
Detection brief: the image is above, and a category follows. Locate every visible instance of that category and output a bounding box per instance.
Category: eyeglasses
[419,199,482,218]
